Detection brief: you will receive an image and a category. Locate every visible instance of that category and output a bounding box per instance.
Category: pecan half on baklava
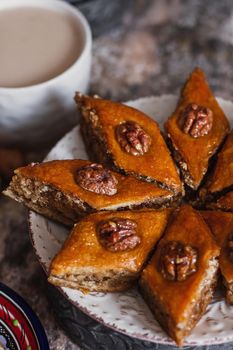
[139,204,220,346]
[75,93,183,200]
[49,209,171,292]
[165,68,229,191]
[4,160,175,226]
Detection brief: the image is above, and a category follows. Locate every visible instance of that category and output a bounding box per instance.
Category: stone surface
[1,0,233,349]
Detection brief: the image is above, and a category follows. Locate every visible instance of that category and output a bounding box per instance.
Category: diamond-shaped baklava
[139,204,220,346]
[75,93,183,197]
[49,209,171,292]
[4,160,175,226]
[165,68,229,190]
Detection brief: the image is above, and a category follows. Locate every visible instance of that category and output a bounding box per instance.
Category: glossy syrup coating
[140,205,220,326]
[75,94,183,194]
[201,210,233,284]
[201,129,233,195]
[208,191,233,211]
[165,68,229,189]
[50,209,171,277]
[15,160,173,210]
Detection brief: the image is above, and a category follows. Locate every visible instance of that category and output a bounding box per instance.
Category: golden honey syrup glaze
[6,159,174,209]
[75,93,183,195]
[4,160,174,226]
[207,191,233,211]
[48,209,171,292]
[139,204,220,346]
[165,68,229,190]
[201,210,233,303]
[200,129,233,205]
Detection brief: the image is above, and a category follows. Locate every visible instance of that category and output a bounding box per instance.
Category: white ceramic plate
[29,95,233,346]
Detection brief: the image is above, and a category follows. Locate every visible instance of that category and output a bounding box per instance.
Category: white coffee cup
[0,0,92,148]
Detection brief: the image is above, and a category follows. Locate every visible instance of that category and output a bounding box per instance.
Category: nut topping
[181,103,213,138]
[227,233,233,262]
[159,241,198,281]
[76,163,118,196]
[115,121,151,156]
[97,218,140,252]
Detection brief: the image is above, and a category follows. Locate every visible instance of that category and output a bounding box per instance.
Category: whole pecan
[227,233,233,262]
[181,103,213,138]
[97,218,140,252]
[115,121,151,156]
[76,163,118,196]
[159,241,198,281]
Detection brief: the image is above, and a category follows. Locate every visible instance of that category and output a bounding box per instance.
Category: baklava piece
[75,93,183,198]
[165,68,229,191]
[4,160,175,226]
[48,209,171,292]
[201,210,233,304]
[139,204,220,346]
[206,192,233,212]
[199,129,233,210]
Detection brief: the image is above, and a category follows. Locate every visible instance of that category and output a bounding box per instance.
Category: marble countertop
[1,0,233,349]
